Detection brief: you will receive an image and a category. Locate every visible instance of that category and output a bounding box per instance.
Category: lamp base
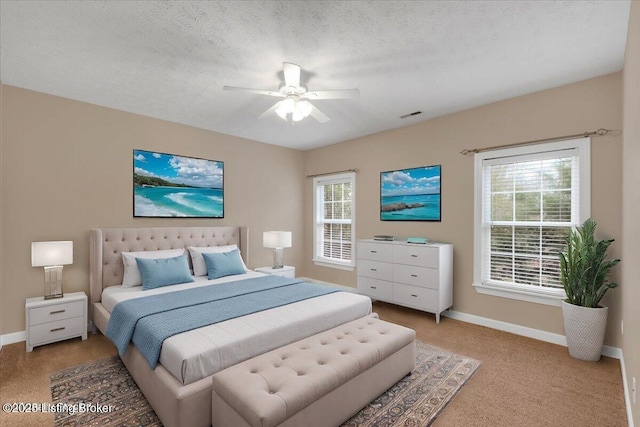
[44,266,64,299]
[272,248,284,269]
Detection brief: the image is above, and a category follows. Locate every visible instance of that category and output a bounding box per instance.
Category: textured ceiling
[0,1,631,150]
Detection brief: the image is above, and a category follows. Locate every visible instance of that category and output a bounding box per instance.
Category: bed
[89,226,373,427]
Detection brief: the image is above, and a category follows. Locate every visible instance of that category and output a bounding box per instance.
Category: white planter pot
[561,301,608,361]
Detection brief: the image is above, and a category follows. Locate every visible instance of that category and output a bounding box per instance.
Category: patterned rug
[50,340,480,427]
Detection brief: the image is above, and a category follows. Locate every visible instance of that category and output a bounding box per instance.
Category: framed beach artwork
[380,165,441,221]
[133,149,224,218]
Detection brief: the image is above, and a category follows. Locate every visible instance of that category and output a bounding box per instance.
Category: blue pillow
[202,249,246,280]
[136,254,195,290]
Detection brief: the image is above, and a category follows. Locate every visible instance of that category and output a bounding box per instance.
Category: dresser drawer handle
[411,294,418,298]
[370,268,377,271]
[410,254,418,258]
[410,274,418,278]
[50,310,66,315]
[370,250,377,253]
[370,286,377,290]
[50,327,66,332]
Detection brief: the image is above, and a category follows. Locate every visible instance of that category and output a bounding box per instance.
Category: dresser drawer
[357,277,394,301]
[357,242,393,262]
[394,244,439,268]
[394,284,438,312]
[393,264,439,289]
[28,317,85,346]
[357,260,393,281]
[28,299,84,326]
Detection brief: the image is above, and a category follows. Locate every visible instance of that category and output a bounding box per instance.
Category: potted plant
[559,218,620,361]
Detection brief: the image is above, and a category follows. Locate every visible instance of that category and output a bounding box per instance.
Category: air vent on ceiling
[399,111,422,119]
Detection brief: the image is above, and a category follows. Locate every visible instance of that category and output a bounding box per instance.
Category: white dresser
[25,291,88,352]
[357,239,453,323]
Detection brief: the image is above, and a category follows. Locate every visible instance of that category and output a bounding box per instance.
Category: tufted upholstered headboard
[88,226,249,308]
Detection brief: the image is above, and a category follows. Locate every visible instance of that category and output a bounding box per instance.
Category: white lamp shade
[31,241,73,267]
[263,231,292,249]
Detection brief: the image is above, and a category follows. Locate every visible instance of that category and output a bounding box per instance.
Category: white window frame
[313,172,356,271]
[473,138,590,306]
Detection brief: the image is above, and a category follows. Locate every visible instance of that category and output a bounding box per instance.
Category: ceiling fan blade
[309,105,330,123]
[258,101,283,119]
[283,62,301,89]
[223,86,283,97]
[303,89,360,100]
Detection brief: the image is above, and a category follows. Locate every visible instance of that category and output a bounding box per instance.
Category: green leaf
[558,218,620,308]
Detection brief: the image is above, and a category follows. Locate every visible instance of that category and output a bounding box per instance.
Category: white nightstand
[255,266,296,278]
[25,291,88,352]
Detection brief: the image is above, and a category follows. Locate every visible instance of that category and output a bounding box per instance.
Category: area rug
[50,340,480,427]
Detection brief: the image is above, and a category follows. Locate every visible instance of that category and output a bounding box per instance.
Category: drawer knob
[50,309,66,315]
[411,294,418,297]
[50,327,66,332]
[411,274,418,278]
[370,286,377,290]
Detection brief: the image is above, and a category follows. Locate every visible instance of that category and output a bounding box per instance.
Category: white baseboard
[0,330,26,347]
[619,352,635,427]
[442,309,622,359]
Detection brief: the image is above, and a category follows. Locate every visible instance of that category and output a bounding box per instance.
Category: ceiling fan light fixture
[224,62,359,124]
[298,101,313,117]
[292,109,305,122]
[275,104,288,120]
[281,98,295,113]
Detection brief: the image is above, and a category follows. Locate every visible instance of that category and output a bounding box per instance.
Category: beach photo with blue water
[133,150,224,218]
[381,165,441,221]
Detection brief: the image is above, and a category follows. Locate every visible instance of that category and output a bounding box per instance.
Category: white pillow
[188,245,248,277]
[121,249,187,288]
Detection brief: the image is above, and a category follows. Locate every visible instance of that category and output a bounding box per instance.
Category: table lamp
[263,231,292,269]
[31,241,73,299]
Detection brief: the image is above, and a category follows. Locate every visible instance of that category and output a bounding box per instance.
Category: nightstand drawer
[255,266,295,278]
[28,299,84,326]
[29,317,85,346]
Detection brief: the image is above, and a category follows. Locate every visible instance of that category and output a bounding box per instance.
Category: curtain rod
[306,168,359,179]
[459,128,614,155]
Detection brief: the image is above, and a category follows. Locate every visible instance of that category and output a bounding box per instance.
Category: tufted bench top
[211,314,415,427]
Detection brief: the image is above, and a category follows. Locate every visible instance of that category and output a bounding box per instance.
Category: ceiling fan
[223,62,359,123]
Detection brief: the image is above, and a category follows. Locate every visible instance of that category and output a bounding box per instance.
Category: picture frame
[380,164,441,221]
[133,149,224,218]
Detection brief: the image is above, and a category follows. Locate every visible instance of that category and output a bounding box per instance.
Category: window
[313,172,356,270]
[473,138,590,306]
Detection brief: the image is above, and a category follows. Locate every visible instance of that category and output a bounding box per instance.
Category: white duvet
[102,273,372,385]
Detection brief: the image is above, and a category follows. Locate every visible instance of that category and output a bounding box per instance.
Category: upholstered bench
[211,314,416,427]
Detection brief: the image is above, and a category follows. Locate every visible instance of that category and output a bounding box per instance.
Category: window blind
[313,173,355,268]
[481,148,580,289]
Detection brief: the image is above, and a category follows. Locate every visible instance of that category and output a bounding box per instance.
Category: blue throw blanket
[106,276,338,369]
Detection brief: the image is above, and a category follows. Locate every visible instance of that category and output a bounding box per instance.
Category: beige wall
[0,85,305,335]
[622,2,639,425]
[302,73,623,347]
[0,83,4,345]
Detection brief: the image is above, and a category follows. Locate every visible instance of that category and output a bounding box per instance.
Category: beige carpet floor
[0,301,628,427]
